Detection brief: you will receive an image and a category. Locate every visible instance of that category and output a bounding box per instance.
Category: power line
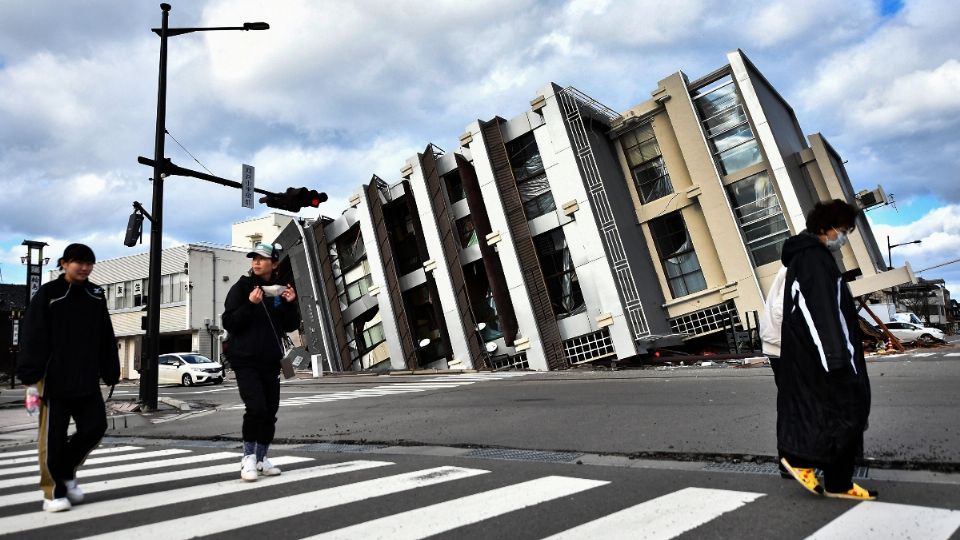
[916,258,960,273]
[165,129,216,176]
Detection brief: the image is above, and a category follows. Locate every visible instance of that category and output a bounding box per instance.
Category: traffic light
[259,187,327,212]
[124,211,144,247]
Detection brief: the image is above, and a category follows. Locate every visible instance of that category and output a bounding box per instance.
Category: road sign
[11,319,19,347]
[241,164,255,209]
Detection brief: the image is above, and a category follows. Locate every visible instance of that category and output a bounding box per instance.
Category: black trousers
[38,391,107,500]
[234,365,281,445]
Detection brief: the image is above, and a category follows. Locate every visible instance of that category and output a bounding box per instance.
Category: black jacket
[777,231,870,463]
[222,274,300,369]
[17,275,120,398]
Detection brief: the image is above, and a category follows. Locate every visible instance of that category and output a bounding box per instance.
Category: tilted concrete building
[284,50,909,373]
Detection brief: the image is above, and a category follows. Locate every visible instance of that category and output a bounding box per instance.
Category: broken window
[346,308,390,370]
[649,212,707,298]
[506,132,556,220]
[443,169,466,204]
[455,216,478,248]
[620,123,673,203]
[463,260,503,342]
[533,229,585,319]
[331,225,371,309]
[727,171,790,266]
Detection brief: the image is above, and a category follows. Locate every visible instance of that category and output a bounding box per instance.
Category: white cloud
[867,204,960,295]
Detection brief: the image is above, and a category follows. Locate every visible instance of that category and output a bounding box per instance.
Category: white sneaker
[64,479,84,504]
[240,455,258,482]
[43,497,72,512]
[257,457,281,476]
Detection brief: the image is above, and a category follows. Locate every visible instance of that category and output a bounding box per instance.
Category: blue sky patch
[878,0,905,16]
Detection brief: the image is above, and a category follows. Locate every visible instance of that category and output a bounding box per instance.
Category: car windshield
[180,354,212,364]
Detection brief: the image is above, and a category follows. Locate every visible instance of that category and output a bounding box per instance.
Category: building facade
[283,50,907,373]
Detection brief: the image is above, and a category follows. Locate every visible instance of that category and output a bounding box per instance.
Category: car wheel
[213,377,223,385]
[181,373,193,387]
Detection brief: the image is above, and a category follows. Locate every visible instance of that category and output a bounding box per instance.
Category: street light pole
[140,3,171,411]
[886,235,922,270]
[139,3,268,411]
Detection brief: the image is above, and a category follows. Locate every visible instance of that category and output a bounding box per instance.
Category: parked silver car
[158,353,224,386]
[882,322,946,344]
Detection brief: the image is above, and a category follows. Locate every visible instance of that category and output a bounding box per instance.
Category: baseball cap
[247,242,280,260]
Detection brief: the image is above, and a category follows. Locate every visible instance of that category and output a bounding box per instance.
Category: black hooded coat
[777,231,871,464]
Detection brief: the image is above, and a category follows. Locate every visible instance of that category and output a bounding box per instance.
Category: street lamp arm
[152,23,269,37]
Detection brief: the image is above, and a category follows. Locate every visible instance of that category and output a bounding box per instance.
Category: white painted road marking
[0,450,241,490]
[0,445,141,466]
[307,475,609,540]
[0,454,312,508]
[78,466,489,540]
[543,487,764,540]
[2,460,395,534]
[0,448,190,477]
[807,501,960,540]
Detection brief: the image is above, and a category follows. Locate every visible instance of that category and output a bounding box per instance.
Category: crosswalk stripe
[0,445,142,466]
[945,353,960,357]
[0,448,41,458]
[4,460,395,534]
[79,465,488,539]
[912,353,936,357]
[0,455,314,508]
[543,487,764,539]
[0,451,240,490]
[0,448,190,477]
[806,501,960,539]
[307,475,609,540]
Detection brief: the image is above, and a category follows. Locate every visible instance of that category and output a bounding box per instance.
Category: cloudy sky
[1,0,958,295]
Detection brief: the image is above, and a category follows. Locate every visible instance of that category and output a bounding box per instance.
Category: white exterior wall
[536,85,639,358]
[230,213,294,249]
[465,120,549,371]
[404,157,474,368]
[355,189,408,370]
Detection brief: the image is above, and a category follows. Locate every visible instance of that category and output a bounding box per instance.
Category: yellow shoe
[781,457,823,495]
[824,483,878,500]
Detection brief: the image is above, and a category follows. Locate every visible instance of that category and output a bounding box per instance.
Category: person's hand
[248,286,264,305]
[281,284,297,303]
[25,386,40,416]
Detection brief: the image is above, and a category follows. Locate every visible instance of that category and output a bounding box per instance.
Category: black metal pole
[887,235,893,270]
[140,3,171,411]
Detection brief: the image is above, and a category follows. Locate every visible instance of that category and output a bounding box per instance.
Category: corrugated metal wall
[314,220,351,370]
[455,154,519,345]
[481,118,568,370]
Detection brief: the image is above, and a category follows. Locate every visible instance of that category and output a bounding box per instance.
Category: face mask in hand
[826,230,848,252]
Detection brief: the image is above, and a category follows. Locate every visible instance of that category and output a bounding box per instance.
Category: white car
[882,322,945,344]
[158,353,224,386]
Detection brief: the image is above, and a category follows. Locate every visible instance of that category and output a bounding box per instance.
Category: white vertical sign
[241,164,255,209]
[28,274,41,302]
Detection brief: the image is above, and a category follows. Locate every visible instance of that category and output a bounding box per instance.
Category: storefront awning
[848,264,917,297]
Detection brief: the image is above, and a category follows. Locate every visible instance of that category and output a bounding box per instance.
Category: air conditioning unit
[855,185,887,210]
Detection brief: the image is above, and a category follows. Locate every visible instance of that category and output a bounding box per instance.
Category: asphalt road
[3,440,959,539]
[109,342,960,469]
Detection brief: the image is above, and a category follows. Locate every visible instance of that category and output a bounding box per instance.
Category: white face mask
[826,230,848,252]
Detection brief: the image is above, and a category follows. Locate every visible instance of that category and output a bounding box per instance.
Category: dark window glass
[533,229,585,319]
[649,212,707,298]
[693,75,764,176]
[506,132,556,220]
[620,123,673,204]
[727,171,790,266]
[443,169,466,204]
[455,216,478,248]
